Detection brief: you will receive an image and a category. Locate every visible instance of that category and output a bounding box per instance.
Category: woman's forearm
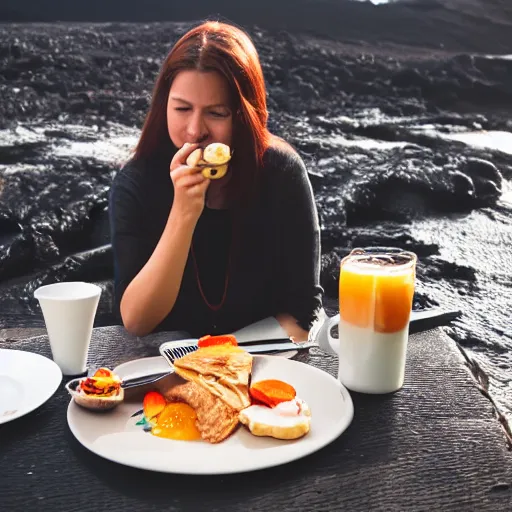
[120,208,196,336]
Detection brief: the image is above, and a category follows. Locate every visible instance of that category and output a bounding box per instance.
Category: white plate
[0,348,62,424]
[67,355,354,475]
[115,355,171,381]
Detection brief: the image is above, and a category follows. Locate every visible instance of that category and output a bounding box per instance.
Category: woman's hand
[170,143,210,223]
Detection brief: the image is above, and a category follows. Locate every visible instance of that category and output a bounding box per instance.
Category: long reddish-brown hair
[134,21,272,206]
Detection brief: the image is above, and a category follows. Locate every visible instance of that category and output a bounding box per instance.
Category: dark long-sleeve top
[108,142,323,337]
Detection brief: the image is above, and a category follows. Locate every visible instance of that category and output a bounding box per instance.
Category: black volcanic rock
[2,0,512,54]
[463,158,503,204]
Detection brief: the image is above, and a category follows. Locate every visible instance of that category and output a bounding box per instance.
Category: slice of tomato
[197,334,238,348]
[93,367,113,378]
[143,391,166,420]
[249,379,296,407]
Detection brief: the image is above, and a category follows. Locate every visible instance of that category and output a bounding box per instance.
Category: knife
[409,308,462,334]
[120,371,173,390]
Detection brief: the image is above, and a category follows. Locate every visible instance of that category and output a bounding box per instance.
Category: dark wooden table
[1,327,511,511]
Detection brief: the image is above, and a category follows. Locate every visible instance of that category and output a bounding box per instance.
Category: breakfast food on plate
[239,379,311,440]
[141,385,237,443]
[238,379,311,439]
[138,335,249,443]
[142,390,166,419]
[143,390,201,441]
[80,368,121,396]
[137,334,312,444]
[67,367,124,411]
[249,379,296,407]
[165,382,240,443]
[185,142,232,179]
[197,334,238,348]
[173,343,252,411]
[239,397,311,440]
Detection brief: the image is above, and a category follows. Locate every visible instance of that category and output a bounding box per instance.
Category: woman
[109,20,322,340]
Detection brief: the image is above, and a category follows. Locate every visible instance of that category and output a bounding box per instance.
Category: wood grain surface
[1,327,511,511]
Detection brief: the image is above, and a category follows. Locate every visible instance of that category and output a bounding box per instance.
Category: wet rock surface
[0,20,511,423]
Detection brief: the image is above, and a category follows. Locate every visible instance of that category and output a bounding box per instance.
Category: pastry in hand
[186,142,232,179]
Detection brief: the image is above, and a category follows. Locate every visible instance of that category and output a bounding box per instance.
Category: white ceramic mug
[315,248,417,394]
[34,281,101,375]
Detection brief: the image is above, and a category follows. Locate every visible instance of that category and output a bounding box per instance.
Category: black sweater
[108,143,323,337]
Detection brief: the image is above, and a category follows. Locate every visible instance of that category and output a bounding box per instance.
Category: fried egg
[239,398,311,440]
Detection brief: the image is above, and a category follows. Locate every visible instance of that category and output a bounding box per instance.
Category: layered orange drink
[338,248,416,393]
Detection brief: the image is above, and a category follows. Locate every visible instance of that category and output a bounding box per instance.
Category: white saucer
[0,348,62,424]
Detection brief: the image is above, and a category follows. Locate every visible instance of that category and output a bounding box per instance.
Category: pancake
[165,382,239,443]
[173,345,253,411]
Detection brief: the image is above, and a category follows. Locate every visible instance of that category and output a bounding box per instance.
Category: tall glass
[338,247,417,393]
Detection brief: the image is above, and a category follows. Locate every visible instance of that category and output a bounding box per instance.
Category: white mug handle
[313,310,340,356]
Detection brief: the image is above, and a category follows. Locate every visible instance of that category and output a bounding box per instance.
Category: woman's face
[167,70,233,149]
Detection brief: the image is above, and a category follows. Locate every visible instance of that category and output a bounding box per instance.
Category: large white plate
[67,355,354,475]
[0,348,62,424]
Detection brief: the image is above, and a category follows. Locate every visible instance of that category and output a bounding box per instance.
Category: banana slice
[186,148,204,168]
[202,164,228,180]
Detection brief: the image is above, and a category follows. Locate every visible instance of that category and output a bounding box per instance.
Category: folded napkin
[232,317,290,344]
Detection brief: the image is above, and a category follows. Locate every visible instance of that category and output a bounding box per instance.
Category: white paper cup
[34,282,101,376]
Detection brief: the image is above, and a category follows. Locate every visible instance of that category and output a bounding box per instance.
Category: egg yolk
[151,402,201,441]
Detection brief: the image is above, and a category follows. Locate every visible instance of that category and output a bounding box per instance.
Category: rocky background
[1,0,511,431]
